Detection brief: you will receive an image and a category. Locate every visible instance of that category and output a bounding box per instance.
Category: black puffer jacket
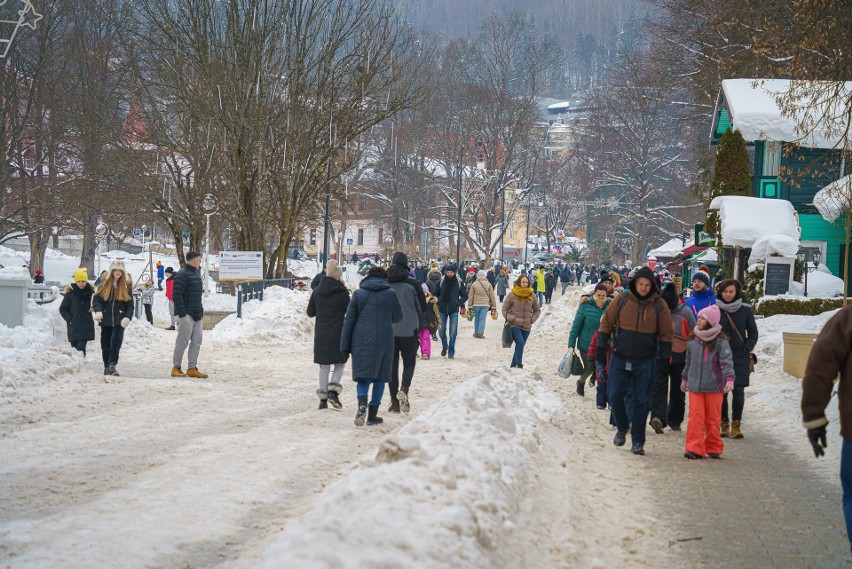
[59,283,96,342]
[307,276,350,365]
[92,286,135,328]
[173,264,204,321]
[718,300,758,386]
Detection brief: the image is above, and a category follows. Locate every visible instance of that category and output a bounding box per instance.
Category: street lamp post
[456,159,463,263]
[797,248,822,297]
[203,194,215,297]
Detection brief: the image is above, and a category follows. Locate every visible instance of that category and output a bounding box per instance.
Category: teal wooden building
[710,79,851,285]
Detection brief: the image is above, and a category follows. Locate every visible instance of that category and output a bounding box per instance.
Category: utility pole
[322,160,331,269]
[456,157,463,263]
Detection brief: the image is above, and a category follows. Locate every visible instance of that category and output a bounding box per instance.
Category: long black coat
[718,302,759,386]
[173,264,204,320]
[340,275,402,383]
[92,287,135,328]
[307,276,350,365]
[59,283,96,342]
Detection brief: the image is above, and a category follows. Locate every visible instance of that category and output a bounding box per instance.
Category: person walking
[307,259,349,410]
[94,270,108,287]
[716,278,758,439]
[156,261,165,290]
[559,265,573,295]
[568,284,610,396]
[420,284,441,360]
[435,264,468,360]
[414,261,428,284]
[164,267,177,330]
[534,265,546,306]
[171,251,208,379]
[467,270,497,339]
[684,269,716,318]
[387,252,426,414]
[59,268,95,357]
[544,269,557,304]
[425,265,443,296]
[141,279,155,324]
[801,304,852,553]
[341,266,403,426]
[681,305,735,459]
[495,267,509,303]
[502,275,541,369]
[595,266,673,456]
[650,282,695,433]
[92,259,134,376]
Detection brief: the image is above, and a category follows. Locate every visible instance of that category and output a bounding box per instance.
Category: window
[357,228,364,246]
[378,227,384,244]
[763,141,781,177]
[309,229,316,245]
[358,196,367,214]
[24,159,35,171]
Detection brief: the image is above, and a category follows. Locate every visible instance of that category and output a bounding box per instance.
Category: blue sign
[182,230,190,240]
[133,228,143,238]
[346,238,354,245]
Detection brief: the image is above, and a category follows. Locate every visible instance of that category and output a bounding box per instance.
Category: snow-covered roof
[548,101,570,111]
[709,196,799,255]
[647,238,684,259]
[720,79,852,149]
[813,174,852,222]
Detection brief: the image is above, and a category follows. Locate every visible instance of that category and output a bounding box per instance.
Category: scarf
[694,323,722,343]
[512,286,534,299]
[716,297,743,313]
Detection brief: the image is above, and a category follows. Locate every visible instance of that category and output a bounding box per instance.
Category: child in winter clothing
[588,330,611,410]
[141,279,156,324]
[681,305,735,459]
[164,267,177,329]
[420,284,441,359]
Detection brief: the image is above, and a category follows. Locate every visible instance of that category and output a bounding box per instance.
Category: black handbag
[502,322,513,348]
[570,349,585,376]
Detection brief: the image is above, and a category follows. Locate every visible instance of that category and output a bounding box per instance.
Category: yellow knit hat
[73,267,89,282]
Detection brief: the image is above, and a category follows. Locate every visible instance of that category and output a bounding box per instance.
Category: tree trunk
[28,228,49,277]
[79,214,98,274]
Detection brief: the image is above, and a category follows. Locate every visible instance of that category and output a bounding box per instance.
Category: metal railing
[236,279,293,318]
[27,284,59,304]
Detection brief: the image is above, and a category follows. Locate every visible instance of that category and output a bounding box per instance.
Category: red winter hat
[35,270,42,275]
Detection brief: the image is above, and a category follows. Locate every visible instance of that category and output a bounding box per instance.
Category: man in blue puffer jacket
[684,270,716,319]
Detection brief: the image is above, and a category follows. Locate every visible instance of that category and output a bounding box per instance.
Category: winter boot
[720,420,731,438]
[399,385,410,414]
[684,451,704,459]
[650,417,664,435]
[171,366,186,378]
[317,388,328,410]
[576,379,585,397]
[355,396,368,427]
[366,405,384,426]
[441,348,448,357]
[165,325,176,331]
[731,420,744,439]
[613,431,627,447]
[186,367,208,379]
[388,398,401,413]
[319,399,328,410]
[107,363,119,376]
[327,384,343,410]
[631,444,645,456]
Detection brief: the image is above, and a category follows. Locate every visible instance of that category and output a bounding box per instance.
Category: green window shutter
[760,179,780,198]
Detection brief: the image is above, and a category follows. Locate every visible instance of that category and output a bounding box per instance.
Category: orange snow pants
[686,392,725,457]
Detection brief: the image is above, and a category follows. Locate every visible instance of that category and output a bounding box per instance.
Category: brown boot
[171,366,186,377]
[399,386,410,413]
[731,420,744,439]
[186,367,208,379]
[388,398,400,413]
[720,420,731,438]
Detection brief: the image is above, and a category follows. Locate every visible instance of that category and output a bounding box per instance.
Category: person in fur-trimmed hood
[59,268,96,356]
[307,259,350,410]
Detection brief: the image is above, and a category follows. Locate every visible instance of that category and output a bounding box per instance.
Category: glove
[93,311,103,322]
[723,380,734,394]
[595,363,606,383]
[120,317,131,329]
[808,425,827,458]
[680,378,688,393]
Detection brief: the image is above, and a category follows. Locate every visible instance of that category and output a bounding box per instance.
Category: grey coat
[387,264,426,337]
[340,275,403,383]
[682,335,736,393]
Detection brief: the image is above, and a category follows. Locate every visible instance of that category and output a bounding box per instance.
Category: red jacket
[165,276,174,300]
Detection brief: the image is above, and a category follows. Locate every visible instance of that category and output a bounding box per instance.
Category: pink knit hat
[697,304,721,327]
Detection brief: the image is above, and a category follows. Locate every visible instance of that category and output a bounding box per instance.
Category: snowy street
[1,282,849,567]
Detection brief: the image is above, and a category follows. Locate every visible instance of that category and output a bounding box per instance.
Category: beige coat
[501,291,541,332]
[467,276,498,309]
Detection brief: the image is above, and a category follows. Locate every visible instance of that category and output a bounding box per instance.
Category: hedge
[756,297,845,317]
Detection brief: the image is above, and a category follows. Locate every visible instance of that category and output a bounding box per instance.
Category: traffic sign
[346,238,354,245]
[133,228,143,238]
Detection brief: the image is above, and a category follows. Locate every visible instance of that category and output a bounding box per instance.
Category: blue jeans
[440,311,459,356]
[356,380,385,407]
[473,306,489,335]
[842,438,852,553]
[511,327,530,367]
[537,291,544,305]
[607,355,655,446]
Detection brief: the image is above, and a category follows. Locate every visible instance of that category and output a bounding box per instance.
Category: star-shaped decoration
[18,1,43,31]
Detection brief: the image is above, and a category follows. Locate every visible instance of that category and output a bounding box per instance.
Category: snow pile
[721,79,852,148]
[0,301,86,402]
[207,286,312,346]
[260,368,563,568]
[200,292,237,312]
[748,234,799,264]
[813,174,852,223]
[805,269,845,297]
[0,265,31,280]
[709,195,799,255]
[647,238,684,259]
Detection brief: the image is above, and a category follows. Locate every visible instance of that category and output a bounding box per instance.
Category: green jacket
[568,297,610,351]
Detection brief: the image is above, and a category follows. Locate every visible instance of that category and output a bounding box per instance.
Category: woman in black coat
[92,260,135,376]
[306,260,350,410]
[340,266,402,427]
[59,272,96,355]
[716,279,759,439]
